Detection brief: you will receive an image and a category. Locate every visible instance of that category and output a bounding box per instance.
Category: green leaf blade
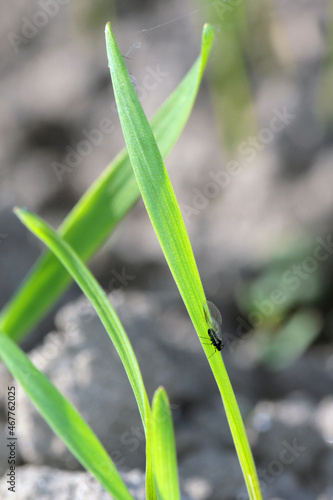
[0,330,134,500]
[152,387,180,500]
[14,207,150,434]
[105,21,211,337]
[106,23,262,500]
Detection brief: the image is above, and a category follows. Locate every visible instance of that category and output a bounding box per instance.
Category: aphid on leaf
[203,301,224,358]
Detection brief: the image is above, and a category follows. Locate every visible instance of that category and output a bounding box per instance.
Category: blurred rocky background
[1,0,333,499]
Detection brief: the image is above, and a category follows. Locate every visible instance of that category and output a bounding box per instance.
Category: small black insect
[208,328,222,351]
[202,301,224,358]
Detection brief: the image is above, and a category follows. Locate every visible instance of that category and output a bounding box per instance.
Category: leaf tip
[202,23,214,48]
[13,206,29,220]
[105,21,112,34]
[105,22,115,46]
[152,386,166,405]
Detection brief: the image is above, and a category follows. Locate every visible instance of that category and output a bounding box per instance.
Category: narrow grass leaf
[0,330,134,500]
[14,207,155,500]
[105,23,262,500]
[152,387,180,500]
[105,22,211,353]
[0,24,214,344]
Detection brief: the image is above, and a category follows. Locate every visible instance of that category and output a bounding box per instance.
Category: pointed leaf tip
[202,23,214,47]
[105,22,113,41]
[13,206,29,219]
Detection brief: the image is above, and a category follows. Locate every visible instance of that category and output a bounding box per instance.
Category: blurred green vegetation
[71,0,116,32]
[198,0,257,151]
[197,0,287,152]
[235,235,332,369]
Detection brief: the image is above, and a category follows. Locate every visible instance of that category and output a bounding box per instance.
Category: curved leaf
[14,207,154,499]
[0,330,134,500]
